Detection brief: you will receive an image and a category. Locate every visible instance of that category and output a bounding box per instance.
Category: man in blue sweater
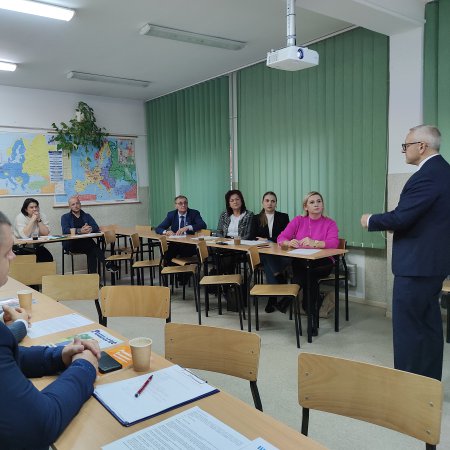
[0,210,100,449]
[61,196,116,273]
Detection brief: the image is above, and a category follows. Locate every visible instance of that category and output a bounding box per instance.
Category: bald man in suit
[361,125,450,380]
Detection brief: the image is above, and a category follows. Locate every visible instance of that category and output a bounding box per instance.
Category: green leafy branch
[51,101,108,155]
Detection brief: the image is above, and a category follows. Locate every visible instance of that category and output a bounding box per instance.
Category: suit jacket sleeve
[187,209,207,233]
[83,213,100,233]
[61,212,71,234]
[155,211,175,234]
[369,172,439,232]
[0,324,96,448]
[7,321,27,342]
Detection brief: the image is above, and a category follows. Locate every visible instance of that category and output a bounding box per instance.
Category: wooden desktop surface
[14,232,103,246]
[4,277,326,450]
[114,226,347,260]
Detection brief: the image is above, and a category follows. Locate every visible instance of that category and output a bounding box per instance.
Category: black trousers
[291,258,334,313]
[13,245,53,262]
[69,239,105,274]
[164,243,196,265]
[393,275,444,380]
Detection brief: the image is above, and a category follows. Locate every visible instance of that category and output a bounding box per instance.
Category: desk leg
[306,260,312,343]
[334,256,340,332]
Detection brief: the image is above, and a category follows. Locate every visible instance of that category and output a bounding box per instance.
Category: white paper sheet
[238,437,279,450]
[94,365,219,426]
[287,248,321,255]
[27,313,93,338]
[102,406,249,450]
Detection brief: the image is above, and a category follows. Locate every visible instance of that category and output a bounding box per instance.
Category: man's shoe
[106,261,119,272]
[277,297,291,314]
[265,299,277,313]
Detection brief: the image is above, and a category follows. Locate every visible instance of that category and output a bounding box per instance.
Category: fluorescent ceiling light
[67,71,150,88]
[140,23,246,51]
[0,0,75,21]
[0,61,17,71]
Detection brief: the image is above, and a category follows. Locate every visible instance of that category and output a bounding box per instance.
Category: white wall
[0,85,149,272]
[0,85,148,186]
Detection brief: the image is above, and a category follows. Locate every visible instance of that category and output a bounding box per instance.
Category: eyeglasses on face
[401,141,422,152]
[176,201,188,205]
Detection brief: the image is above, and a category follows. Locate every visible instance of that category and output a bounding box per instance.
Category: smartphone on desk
[98,351,122,374]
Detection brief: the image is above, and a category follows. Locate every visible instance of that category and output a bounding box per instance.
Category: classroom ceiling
[0,0,426,102]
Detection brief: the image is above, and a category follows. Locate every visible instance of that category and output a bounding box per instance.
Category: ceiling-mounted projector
[267,46,319,71]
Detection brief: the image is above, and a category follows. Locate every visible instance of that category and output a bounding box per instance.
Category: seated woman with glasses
[276,192,339,333]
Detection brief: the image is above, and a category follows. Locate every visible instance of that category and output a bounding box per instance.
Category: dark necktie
[180,216,185,229]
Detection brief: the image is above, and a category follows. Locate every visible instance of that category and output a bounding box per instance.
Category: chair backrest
[11,254,36,264]
[104,230,117,245]
[100,286,170,320]
[298,353,443,446]
[135,225,153,234]
[8,261,57,286]
[158,235,168,256]
[42,274,100,301]
[247,246,261,272]
[197,240,209,264]
[195,229,212,237]
[165,323,260,382]
[130,233,140,253]
[100,224,117,232]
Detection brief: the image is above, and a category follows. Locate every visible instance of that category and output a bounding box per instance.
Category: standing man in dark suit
[155,195,207,263]
[361,125,450,380]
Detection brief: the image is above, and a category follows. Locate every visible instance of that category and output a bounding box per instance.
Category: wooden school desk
[5,277,326,450]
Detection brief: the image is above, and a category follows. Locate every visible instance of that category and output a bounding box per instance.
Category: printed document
[102,406,249,450]
[27,313,93,338]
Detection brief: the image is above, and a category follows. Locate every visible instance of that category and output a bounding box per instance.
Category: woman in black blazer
[251,191,290,242]
[252,192,291,313]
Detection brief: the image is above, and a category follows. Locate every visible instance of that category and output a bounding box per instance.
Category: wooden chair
[8,261,57,289]
[132,235,165,286]
[159,236,201,325]
[247,246,302,348]
[197,240,245,330]
[10,254,36,263]
[42,274,102,322]
[61,246,88,275]
[104,232,140,285]
[165,322,263,411]
[318,238,349,321]
[298,353,443,450]
[135,225,159,261]
[195,229,212,237]
[100,285,170,327]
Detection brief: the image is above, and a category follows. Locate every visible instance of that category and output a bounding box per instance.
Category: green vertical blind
[176,77,230,229]
[238,28,388,248]
[424,0,450,161]
[146,95,177,225]
[146,77,229,228]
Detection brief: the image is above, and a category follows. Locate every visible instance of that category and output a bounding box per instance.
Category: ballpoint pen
[134,374,153,398]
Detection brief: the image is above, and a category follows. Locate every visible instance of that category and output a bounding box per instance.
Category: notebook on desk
[94,364,219,426]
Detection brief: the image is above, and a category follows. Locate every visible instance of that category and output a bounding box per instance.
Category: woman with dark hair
[216,190,254,240]
[214,191,253,310]
[277,191,339,334]
[251,191,290,312]
[251,191,289,242]
[13,198,53,262]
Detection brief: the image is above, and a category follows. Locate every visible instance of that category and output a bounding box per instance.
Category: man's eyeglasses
[401,141,422,152]
[176,201,188,205]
